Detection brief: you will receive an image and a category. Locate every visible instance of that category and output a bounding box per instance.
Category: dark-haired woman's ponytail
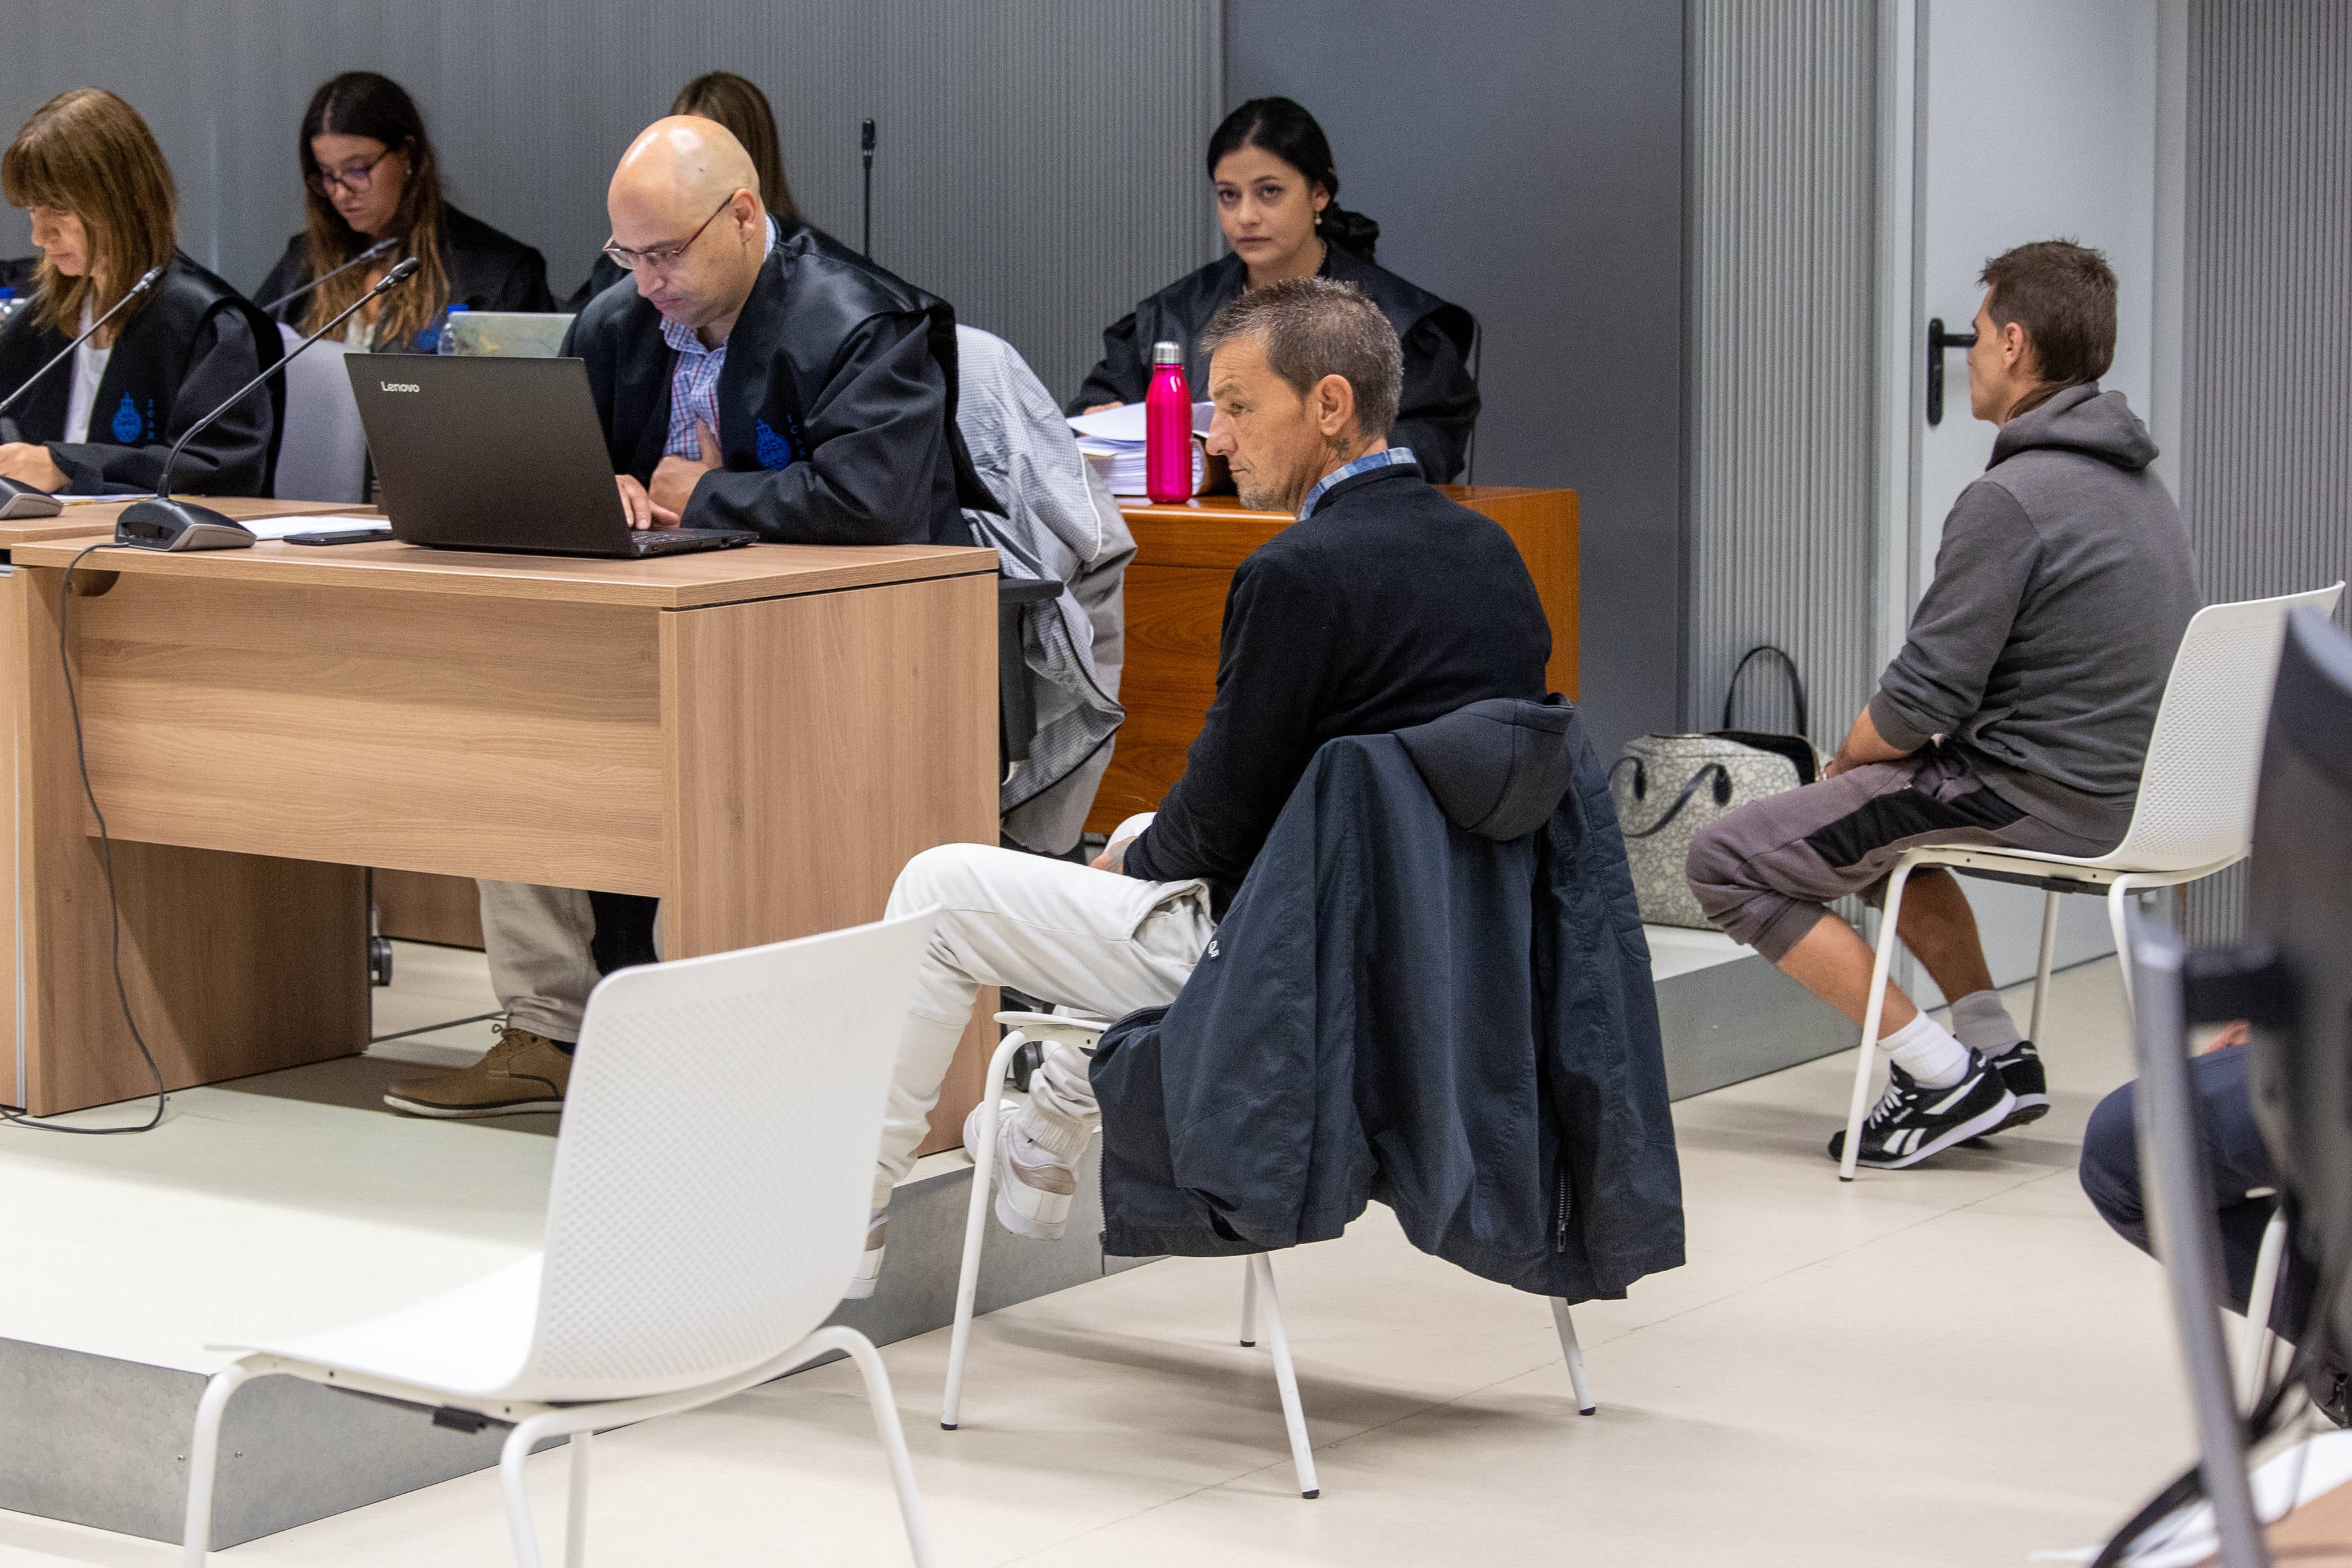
[1318,204,1380,263]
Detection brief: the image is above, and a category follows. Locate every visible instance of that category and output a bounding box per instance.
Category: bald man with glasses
[384,114,992,1120]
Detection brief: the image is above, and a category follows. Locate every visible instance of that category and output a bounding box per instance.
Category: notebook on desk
[345,355,757,559]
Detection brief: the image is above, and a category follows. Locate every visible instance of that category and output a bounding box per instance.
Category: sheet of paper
[1065,400,1215,442]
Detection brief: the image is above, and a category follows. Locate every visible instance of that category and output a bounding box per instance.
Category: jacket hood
[1394,695,1577,840]
[1990,384,2158,472]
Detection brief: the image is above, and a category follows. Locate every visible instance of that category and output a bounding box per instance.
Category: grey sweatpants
[1684,749,2109,962]
[477,881,603,1044]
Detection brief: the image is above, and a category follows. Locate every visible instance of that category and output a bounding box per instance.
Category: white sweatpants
[876,838,1214,1209]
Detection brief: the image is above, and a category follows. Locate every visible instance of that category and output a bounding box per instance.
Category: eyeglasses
[600,193,741,275]
[308,145,401,198]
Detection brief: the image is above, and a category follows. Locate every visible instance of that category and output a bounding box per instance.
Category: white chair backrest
[271,323,367,503]
[2108,584,2345,870]
[514,911,933,1401]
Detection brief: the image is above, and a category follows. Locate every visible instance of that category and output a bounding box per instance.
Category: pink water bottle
[1144,341,1194,503]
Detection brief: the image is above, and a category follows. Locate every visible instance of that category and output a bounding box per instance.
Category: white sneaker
[843,1209,886,1300]
[965,1099,1078,1241]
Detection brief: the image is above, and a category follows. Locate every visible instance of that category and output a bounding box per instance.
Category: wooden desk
[1090,485,1580,835]
[3,522,1001,1153]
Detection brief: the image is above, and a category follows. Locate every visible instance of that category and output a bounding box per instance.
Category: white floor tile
[0,958,2214,1565]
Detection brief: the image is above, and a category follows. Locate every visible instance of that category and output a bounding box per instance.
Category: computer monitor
[2246,606,2352,1364]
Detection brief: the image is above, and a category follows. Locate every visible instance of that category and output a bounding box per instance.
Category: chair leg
[1550,1299,1597,1415]
[941,1033,1026,1431]
[1240,1255,1260,1347]
[179,1361,256,1567]
[828,1326,941,1568]
[499,1413,568,1568]
[1249,1253,1320,1499]
[2240,1205,2291,1413]
[2107,878,2140,1013]
[2028,890,2061,1046]
[563,1428,590,1568]
[1840,860,1917,1181]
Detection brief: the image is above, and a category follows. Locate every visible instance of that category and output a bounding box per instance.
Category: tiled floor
[0,953,2207,1565]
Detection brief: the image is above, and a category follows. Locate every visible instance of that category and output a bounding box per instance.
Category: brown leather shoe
[384,1026,572,1118]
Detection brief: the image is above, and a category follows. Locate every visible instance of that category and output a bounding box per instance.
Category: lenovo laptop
[346,354,757,558]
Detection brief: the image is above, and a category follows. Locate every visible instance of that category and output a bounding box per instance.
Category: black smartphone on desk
[285,526,395,546]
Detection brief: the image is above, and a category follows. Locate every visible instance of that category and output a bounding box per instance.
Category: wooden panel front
[1088,486,1579,836]
[45,569,667,894]
[662,572,1000,1155]
[374,868,487,949]
[13,568,367,1114]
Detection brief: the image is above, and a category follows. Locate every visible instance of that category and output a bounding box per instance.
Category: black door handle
[1926,317,1978,426]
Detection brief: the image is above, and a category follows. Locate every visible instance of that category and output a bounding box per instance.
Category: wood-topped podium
[1092,485,1579,835]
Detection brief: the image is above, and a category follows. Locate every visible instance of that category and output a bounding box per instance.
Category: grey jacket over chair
[1091,696,1686,1302]
[954,325,1132,850]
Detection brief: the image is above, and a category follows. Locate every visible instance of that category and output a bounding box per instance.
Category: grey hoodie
[1869,384,2201,846]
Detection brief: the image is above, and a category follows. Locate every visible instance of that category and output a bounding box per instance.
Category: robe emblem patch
[754,416,797,471]
[110,394,143,443]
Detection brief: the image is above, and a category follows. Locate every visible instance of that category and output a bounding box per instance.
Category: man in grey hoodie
[1686,240,2200,1170]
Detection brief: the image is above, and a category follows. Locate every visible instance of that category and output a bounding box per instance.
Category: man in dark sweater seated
[1685,240,2200,1170]
[856,277,1551,1296]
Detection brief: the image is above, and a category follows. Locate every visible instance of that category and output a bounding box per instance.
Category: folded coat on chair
[1090,696,1686,1301]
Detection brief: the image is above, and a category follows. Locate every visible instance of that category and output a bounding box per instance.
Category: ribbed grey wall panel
[1684,0,1880,745]
[0,1,1219,401]
[2177,1,2352,943]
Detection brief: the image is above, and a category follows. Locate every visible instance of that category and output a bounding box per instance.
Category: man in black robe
[565,116,976,547]
[384,116,982,1119]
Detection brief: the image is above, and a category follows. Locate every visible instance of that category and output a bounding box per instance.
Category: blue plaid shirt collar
[658,216,780,458]
[1298,447,1419,520]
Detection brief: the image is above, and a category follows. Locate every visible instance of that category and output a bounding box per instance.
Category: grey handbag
[1610,647,1821,929]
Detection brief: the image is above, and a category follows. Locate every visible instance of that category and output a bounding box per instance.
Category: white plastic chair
[940,1012,1599,1500]
[180,914,941,1567]
[1837,584,2345,1180]
[270,323,368,502]
[2238,1202,2291,1412]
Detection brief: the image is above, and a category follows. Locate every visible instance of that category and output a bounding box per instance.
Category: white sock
[1948,989,2024,1058]
[1880,1012,1973,1087]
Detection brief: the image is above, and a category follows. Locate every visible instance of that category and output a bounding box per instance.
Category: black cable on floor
[0,542,167,1135]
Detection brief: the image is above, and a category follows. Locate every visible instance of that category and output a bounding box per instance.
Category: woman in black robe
[1073,97,1480,483]
[0,88,279,497]
[255,72,550,354]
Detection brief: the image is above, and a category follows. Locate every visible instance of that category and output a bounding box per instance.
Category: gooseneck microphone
[114,256,421,552]
[0,264,169,520]
[861,118,877,258]
[256,236,398,315]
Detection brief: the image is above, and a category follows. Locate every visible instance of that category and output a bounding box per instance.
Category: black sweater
[1124,459,1551,905]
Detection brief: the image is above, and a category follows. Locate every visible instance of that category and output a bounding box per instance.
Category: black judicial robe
[1071,244,1482,483]
[562,222,984,547]
[256,206,553,353]
[0,252,282,495]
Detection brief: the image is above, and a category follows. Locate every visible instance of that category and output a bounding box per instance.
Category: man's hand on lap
[647,419,722,524]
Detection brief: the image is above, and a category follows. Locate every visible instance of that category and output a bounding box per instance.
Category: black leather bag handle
[1616,761,1733,840]
[1721,645,1810,741]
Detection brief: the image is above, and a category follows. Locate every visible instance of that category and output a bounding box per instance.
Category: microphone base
[0,476,63,520]
[114,499,258,552]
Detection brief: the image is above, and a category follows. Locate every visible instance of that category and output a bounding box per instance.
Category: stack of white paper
[1068,400,1214,497]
